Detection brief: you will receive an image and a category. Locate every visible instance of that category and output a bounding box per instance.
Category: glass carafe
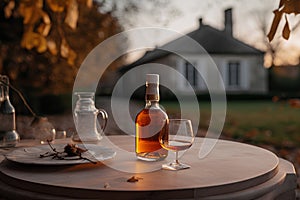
[73,92,108,143]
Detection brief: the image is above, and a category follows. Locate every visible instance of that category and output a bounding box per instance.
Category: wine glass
[159,119,194,170]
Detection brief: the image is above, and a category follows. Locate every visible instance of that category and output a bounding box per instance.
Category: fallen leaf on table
[104,182,110,188]
[127,176,143,183]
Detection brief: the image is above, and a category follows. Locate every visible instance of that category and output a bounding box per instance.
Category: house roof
[187,24,264,55]
[122,16,264,71]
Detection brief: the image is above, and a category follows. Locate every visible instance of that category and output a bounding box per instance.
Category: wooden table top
[0,135,296,200]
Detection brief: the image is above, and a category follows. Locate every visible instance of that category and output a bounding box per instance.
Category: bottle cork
[146,74,159,84]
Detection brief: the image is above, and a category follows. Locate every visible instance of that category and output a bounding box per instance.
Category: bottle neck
[145,83,160,107]
[0,76,10,99]
[3,86,9,99]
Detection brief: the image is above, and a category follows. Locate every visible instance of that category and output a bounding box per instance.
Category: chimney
[224,8,233,36]
[198,18,203,28]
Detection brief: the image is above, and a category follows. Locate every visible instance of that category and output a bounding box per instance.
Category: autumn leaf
[46,0,65,12]
[37,38,48,53]
[288,99,300,108]
[19,0,45,26]
[37,23,51,36]
[279,0,285,9]
[61,38,69,58]
[18,2,35,24]
[268,0,300,41]
[4,0,15,18]
[67,49,77,66]
[36,11,51,36]
[86,0,93,8]
[282,15,290,40]
[78,0,93,8]
[41,10,51,25]
[65,0,79,29]
[282,0,300,14]
[21,32,47,53]
[61,38,77,66]
[267,10,283,42]
[47,40,58,55]
[127,176,143,183]
[245,129,259,139]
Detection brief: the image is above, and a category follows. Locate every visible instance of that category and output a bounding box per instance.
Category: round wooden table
[0,136,297,199]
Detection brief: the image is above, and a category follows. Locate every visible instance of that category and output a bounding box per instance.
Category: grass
[160,100,300,148]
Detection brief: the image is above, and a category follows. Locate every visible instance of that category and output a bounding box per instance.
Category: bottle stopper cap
[146,74,159,84]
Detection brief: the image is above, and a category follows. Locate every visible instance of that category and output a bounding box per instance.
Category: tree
[251,1,300,67]
[0,0,124,95]
[267,0,300,42]
[0,0,178,97]
[254,6,284,67]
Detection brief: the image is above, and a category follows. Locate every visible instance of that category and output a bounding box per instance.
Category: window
[228,61,240,87]
[185,62,197,87]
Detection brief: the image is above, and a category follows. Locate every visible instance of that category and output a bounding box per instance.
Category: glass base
[136,152,167,161]
[162,162,190,170]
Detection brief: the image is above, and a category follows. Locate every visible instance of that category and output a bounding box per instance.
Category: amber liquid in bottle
[135,75,168,161]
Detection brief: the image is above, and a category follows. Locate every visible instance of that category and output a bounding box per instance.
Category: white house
[121,8,267,95]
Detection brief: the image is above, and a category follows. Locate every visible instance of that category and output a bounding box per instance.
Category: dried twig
[39,140,96,164]
[0,79,37,118]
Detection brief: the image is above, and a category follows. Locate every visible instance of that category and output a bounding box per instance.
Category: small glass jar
[31,117,56,144]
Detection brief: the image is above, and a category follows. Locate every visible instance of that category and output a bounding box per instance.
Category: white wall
[121,53,267,96]
[175,54,267,94]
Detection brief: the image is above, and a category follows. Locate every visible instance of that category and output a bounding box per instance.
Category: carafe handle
[97,108,108,132]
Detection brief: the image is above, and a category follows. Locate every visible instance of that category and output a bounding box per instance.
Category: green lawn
[161,100,300,148]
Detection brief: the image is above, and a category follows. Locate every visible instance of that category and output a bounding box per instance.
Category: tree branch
[0,79,37,118]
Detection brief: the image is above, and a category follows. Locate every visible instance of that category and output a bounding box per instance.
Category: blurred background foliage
[0,0,123,96]
[0,0,177,114]
[1,0,300,115]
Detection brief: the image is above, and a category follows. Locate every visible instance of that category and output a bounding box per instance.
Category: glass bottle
[0,75,20,147]
[135,74,168,161]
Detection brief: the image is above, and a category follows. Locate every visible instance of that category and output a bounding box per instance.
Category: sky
[121,0,300,67]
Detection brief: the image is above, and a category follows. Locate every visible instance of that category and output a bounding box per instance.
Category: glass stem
[175,151,179,164]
